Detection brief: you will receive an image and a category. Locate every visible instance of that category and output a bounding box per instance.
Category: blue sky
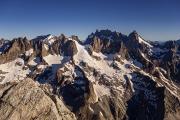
[0,0,180,41]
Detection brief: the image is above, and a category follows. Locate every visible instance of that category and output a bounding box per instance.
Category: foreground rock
[0,78,76,120]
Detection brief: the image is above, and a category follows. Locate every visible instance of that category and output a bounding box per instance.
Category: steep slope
[0,78,76,120]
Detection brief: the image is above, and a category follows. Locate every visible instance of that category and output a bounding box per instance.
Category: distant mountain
[176,39,180,44]
[0,30,179,120]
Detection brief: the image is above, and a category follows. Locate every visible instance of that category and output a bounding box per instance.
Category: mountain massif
[0,30,180,120]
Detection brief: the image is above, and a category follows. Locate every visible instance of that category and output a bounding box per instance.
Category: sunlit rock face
[0,78,76,120]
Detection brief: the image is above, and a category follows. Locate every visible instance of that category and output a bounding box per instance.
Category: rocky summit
[0,30,180,120]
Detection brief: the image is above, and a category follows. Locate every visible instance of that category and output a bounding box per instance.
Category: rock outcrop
[0,78,76,120]
[0,37,32,64]
[62,40,78,57]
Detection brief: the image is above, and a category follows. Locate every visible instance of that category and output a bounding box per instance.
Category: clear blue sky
[0,0,180,41]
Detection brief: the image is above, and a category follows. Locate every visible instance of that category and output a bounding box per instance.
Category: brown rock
[0,37,32,64]
[0,78,76,120]
[63,40,78,56]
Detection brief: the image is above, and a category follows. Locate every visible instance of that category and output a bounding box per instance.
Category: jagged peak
[176,39,180,44]
[32,34,59,46]
[128,30,139,39]
[85,29,126,45]
[67,35,80,41]
[46,34,54,40]
[10,37,29,43]
[129,30,138,35]
[86,29,153,49]
[33,34,52,41]
[87,29,121,39]
[128,31,153,47]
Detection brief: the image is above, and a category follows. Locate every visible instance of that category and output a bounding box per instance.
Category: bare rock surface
[0,78,76,120]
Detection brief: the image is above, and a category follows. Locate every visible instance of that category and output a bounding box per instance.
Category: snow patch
[44,44,49,50]
[28,57,41,66]
[0,58,30,84]
[43,54,63,65]
[47,35,56,45]
[138,36,153,48]
[25,49,33,56]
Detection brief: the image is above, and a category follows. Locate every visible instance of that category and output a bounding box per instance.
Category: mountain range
[0,29,180,120]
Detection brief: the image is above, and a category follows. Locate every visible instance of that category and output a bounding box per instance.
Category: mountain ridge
[0,29,180,120]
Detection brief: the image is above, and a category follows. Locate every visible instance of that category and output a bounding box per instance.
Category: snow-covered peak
[138,35,153,48]
[129,31,153,48]
[67,37,73,41]
[33,34,56,45]
[34,34,51,40]
[44,34,56,45]
[47,34,54,40]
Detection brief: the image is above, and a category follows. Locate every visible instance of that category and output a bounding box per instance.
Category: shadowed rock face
[85,30,130,60]
[62,40,78,56]
[159,46,180,83]
[0,30,180,120]
[0,37,32,64]
[125,73,165,120]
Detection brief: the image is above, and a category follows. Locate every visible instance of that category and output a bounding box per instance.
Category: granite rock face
[0,78,76,120]
[62,40,78,56]
[0,37,32,64]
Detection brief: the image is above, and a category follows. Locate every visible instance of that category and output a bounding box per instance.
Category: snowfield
[0,58,30,84]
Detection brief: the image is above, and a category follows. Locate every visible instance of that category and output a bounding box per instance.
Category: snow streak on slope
[74,41,131,78]
[138,36,153,47]
[73,40,133,97]
[0,58,30,84]
[25,48,34,56]
[130,61,180,100]
[46,35,56,45]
